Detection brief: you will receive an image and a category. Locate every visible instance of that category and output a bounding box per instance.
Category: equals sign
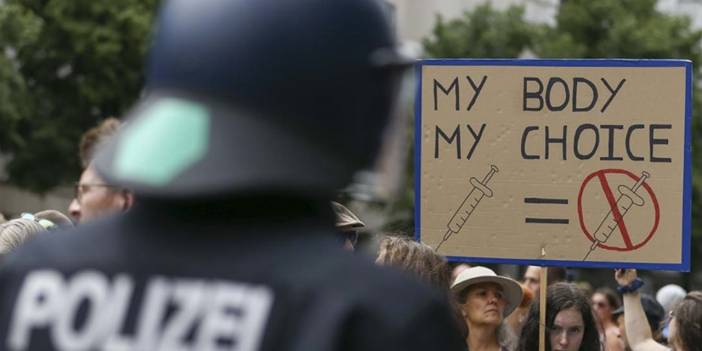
[524,197,569,224]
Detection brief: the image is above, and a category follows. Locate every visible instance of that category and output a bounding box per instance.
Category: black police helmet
[94,0,412,198]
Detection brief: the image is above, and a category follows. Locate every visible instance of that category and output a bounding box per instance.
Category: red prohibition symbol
[577,169,660,252]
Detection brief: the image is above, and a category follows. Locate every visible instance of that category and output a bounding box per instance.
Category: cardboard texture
[416,60,691,270]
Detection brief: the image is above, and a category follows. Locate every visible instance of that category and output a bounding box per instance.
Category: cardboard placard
[415,59,691,271]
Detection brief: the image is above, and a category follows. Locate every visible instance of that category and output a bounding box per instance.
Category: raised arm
[614,269,668,351]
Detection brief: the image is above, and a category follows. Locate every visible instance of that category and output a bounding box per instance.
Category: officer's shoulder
[317,250,446,306]
[304,251,463,348]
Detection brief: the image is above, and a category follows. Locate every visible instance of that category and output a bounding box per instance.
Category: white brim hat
[331,201,365,231]
[451,266,523,318]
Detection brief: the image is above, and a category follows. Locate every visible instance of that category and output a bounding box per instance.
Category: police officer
[0,0,465,350]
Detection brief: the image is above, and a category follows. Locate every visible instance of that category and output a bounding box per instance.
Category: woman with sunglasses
[592,287,625,351]
[615,269,702,351]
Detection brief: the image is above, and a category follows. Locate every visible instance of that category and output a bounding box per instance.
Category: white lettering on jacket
[8,270,273,351]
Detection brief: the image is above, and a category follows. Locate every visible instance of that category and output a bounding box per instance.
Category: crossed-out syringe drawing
[582,171,651,261]
[435,165,498,252]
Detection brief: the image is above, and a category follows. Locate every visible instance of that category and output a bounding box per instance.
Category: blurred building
[387,0,702,52]
[659,0,702,29]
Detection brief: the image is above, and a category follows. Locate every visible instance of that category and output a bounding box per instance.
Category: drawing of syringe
[582,171,650,261]
[435,165,498,252]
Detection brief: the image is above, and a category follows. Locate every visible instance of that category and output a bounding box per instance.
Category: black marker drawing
[435,165,498,252]
[524,197,570,224]
[525,218,569,224]
[524,197,569,204]
[582,171,650,261]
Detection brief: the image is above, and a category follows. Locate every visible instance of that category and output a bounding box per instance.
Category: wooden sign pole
[538,267,548,351]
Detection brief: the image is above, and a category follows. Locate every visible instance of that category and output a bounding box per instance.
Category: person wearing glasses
[72,166,133,223]
[592,287,625,351]
[68,118,133,223]
[519,282,602,351]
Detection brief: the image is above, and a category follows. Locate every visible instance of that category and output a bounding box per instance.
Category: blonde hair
[376,235,451,289]
[79,117,122,168]
[376,235,469,341]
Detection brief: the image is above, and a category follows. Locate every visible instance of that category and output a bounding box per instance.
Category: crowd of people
[0,0,700,350]
[374,238,701,351]
[2,195,700,351]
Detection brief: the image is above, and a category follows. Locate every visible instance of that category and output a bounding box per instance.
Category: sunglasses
[594,301,609,308]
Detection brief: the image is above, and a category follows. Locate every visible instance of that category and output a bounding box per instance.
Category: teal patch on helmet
[114,98,209,186]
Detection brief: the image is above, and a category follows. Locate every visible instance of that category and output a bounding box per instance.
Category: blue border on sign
[414,59,692,271]
[420,58,690,68]
[682,61,693,272]
[414,63,423,242]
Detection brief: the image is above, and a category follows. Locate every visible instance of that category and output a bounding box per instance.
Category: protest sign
[416,59,691,270]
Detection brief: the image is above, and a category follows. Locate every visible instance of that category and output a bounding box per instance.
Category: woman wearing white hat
[452,266,523,351]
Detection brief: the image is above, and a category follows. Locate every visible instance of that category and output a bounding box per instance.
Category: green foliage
[535,0,702,60]
[0,0,158,193]
[0,4,40,151]
[423,4,537,59]
[399,4,538,234]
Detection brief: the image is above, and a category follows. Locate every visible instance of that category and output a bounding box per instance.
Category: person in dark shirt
[0,0,466,350]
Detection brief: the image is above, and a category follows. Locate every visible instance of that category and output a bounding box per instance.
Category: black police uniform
[0,201,465,350]
[0,0,467,349]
